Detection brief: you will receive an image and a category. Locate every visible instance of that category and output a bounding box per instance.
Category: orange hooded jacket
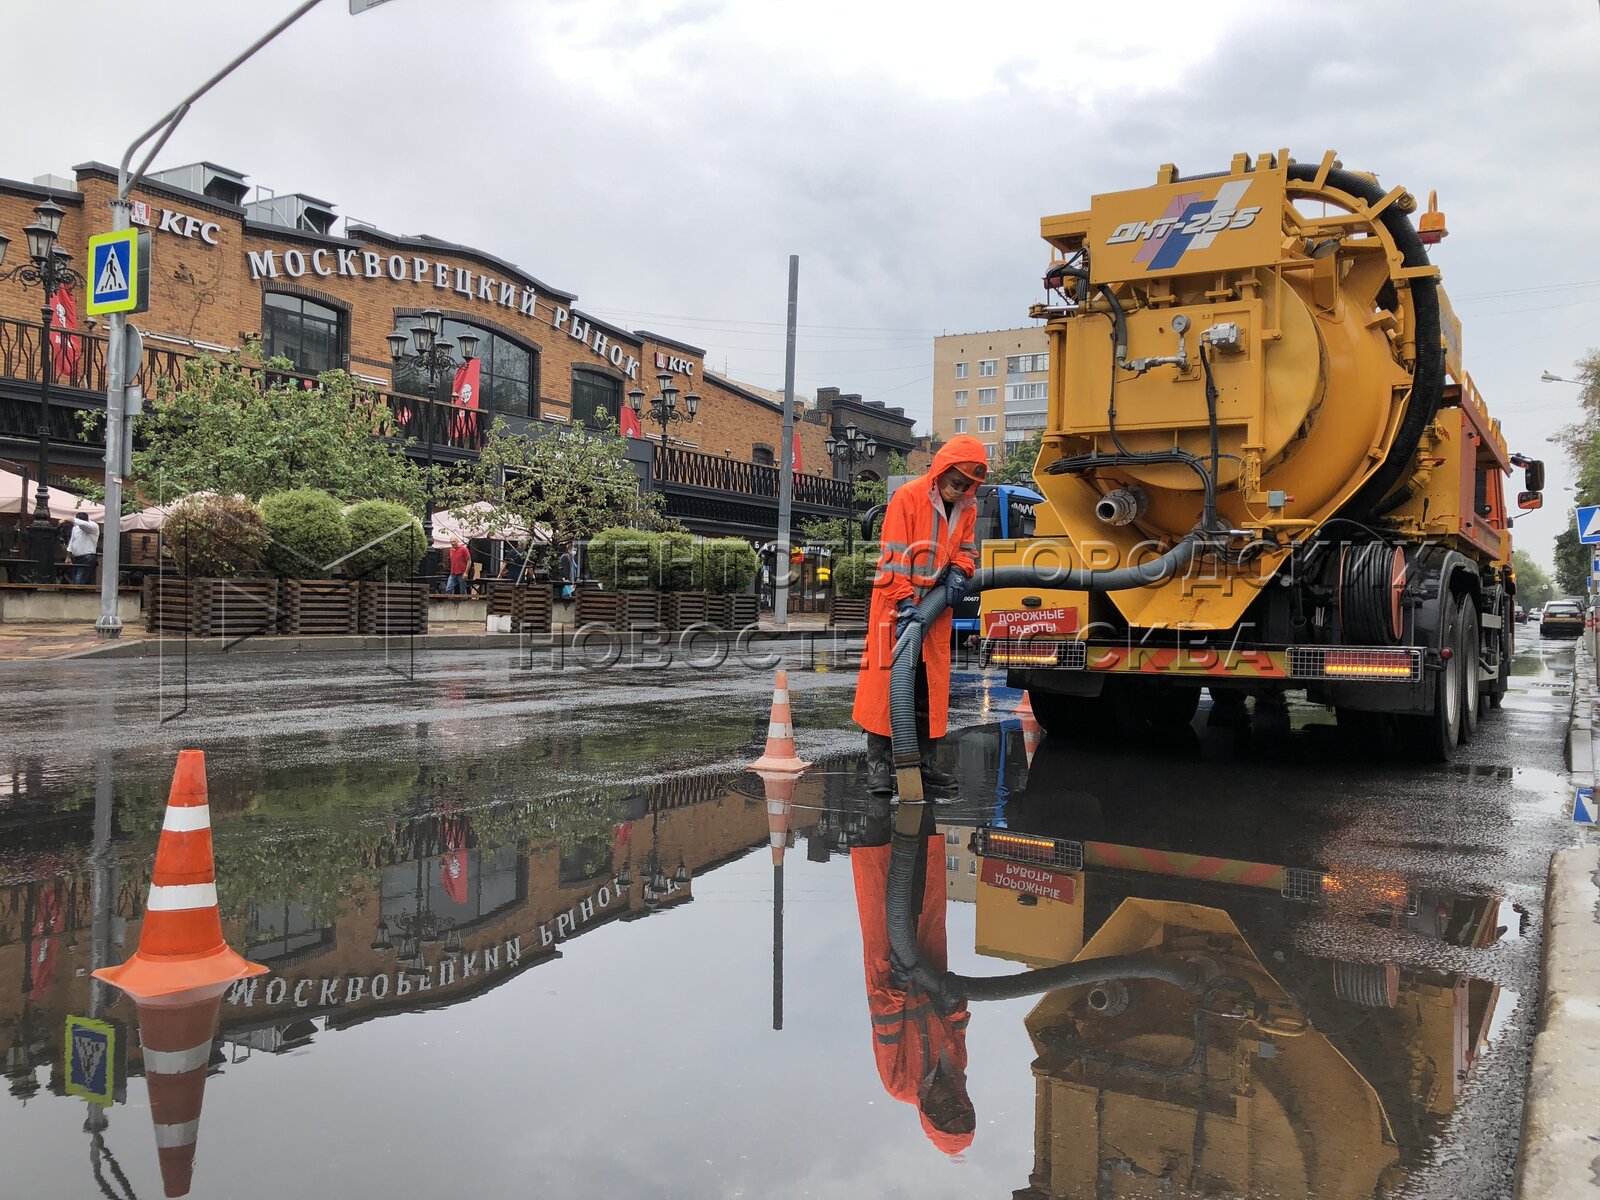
[851,839,974,1156]
[851,435,988,739]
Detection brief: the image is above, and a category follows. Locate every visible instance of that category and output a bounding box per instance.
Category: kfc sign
[130,201,220,245]
[654,351,695,375]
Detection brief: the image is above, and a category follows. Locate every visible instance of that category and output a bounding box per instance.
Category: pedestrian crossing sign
[1578,505,1600,546]
[86,229,144,315]
[1574,786,1596,825]
[65,1015,116,1107]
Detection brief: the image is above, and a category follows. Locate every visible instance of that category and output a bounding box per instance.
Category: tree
[437,415,655,575]
[992,431,1043,486]
[84,352,426,511]
[1553,350,1600,503]
[1555,526,1589,600]
[1512,549,1554,608]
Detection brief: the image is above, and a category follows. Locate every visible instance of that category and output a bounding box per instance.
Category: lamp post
[0,199,87,583]
[824,423,876,557]
[627,371,699,444]
[1542,370,1584,385]
[388,308,478,583]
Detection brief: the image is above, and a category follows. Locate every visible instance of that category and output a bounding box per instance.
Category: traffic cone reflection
[1015,693,1042,767]
[94,750,266,1000]
[749,669,813,773]
[132,987,225,1198]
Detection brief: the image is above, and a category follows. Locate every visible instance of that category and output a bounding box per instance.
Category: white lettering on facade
[499,282,517,309]
[454,267,473,297]
[158,209,185,236]
[579,896,596,921]
[294,979,315,1008]
[483,944,500,972]
[247,250,278,279]
[438,958,456,987]
[396,972,413,996]
[623,356,639,381]
[388,254,407,281]
[363,251,382,278]
[609,345,624,368]
[434,262,449,289]
[478,275,494,302]
[311,248,332,276]
[520,286,537,316]
[319,979,341,1005]
[370,973,390,1000]
[344,977,366,1004]
[462,952,479,978]
[338,249,358,275]
[265,978,289,1005]
[552,306,570,332]
[653,352,696,376]
[227,979,259,1006]
[505,936,521,966]
[283,249,306,278]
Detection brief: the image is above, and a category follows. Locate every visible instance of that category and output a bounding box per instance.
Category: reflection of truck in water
[979,152,1547,760]
[965,738,1508,1197]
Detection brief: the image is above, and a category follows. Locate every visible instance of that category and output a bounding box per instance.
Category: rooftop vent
[147,162,249,206]
[244,192,337,236]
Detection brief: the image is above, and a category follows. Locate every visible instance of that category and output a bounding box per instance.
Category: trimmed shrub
[702,538,760,595]
[164,494,268,578]
[343,499,426,581]
[658,531,700,592]
[260,488,349,579]
[832,550,879,600]
[587,526,659,591]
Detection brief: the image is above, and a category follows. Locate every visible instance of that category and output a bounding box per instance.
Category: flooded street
[0,637,1576,1198]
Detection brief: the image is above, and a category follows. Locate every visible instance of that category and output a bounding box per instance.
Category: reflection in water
[851,803,974,1156]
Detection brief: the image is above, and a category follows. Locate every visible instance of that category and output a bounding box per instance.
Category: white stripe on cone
[143,1042,213,1074]
[153,1119,201,1149]
[161,805,212,832]
[146,882,219,912]
[767,723,793,739]
[773,689,789,704]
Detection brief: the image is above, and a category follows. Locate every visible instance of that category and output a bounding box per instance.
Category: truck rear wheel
[1458,597,1481,744]
[1401,599,1460,761]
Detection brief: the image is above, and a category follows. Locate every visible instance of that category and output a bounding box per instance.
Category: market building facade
[0,160,932,544]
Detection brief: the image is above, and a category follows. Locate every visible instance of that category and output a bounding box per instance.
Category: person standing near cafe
[445,535,471,595]
[851,435,989,798]
[66,510,100,585]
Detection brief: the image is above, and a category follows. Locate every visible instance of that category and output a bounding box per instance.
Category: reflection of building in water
[970,827,1508,1199]
[0,766,823,1102]
[939,824,978,902]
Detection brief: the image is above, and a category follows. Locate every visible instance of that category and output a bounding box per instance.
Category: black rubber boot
[865,733,894,797]
[919,739,960,797]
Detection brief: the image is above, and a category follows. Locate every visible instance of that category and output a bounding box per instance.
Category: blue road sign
[1575,786,1596,825]
[65,1015,116,1107]
[1579,505,1600,546]
[86,229,138,316]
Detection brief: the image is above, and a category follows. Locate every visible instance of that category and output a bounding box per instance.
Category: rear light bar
[983,639,1088,669]
[973,828,1084,871]
[1287,646,1422,682]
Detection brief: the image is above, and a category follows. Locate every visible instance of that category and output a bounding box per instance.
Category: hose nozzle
[1095,486,1149,526]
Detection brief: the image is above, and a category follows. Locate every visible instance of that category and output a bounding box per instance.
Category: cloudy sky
[2,0,1597,566]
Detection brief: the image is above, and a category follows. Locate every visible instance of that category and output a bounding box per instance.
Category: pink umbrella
[0,468,105,522]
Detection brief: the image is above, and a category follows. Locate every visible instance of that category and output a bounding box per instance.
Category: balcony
[651,444,853,536]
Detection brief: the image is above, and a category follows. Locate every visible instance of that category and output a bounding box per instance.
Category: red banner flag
[790,436,803,476]
[619,405,642,439]
[450,357,481,445]
[48,285,80,381]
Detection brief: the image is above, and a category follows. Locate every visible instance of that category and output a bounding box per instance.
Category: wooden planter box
[359,581,428,635]
[620,591,662,629]
[828,596,869,629]
[488,581,554,633]
[281,579,358,635]
[143,577,280,636]
[703,594,734,629]
[574,590,662,630]
[729,595,759,628]
[663,591,710,630]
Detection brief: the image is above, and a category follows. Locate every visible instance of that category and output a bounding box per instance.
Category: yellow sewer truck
[980,151,1544,760]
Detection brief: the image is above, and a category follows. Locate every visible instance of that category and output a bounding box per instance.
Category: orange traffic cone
[749,669,812,773]
[759,770,798,867]
[94,751,266,1001]
[1014,693,1042,766]
[133,987,225,1198]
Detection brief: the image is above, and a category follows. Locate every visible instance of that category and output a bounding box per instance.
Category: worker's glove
[945,566,969,610]
[895,600,924,641]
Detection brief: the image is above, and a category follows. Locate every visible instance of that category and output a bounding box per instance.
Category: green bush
[658,530,700,592]
[587,526,659,591]
[702,538,760,595]
[164,494,268,578]
[260,488,349,579]
[343,499,426,581]
[832,550,880,600]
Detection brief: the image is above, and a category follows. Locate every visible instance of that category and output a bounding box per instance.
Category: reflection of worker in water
[852,435,988,798]
[850,809,975,1154]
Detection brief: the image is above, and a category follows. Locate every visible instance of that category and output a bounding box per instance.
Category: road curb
[52,625,864,662]
[1517,846,1600,1199]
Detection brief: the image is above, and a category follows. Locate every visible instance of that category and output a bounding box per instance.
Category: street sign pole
[773,256,799,628]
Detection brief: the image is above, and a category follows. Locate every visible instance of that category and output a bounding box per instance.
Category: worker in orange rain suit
[851,808,975,1156]
[852,434,989,798]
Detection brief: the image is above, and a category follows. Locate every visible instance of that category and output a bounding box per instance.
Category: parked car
[1540,600,1585,638]
[1515,605,1528,624]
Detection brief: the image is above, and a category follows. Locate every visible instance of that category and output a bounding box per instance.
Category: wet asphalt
[0,632,1580,1199]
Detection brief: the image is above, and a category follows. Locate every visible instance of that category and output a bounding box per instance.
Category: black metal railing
[0,313,190,399]
[653,444,853,510]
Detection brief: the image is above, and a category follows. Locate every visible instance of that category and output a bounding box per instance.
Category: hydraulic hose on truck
[883,541,1211,1012]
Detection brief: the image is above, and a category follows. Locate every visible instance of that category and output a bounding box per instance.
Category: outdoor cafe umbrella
[0,467,105,522]
[429,502,547,549]
[121,492,226,531]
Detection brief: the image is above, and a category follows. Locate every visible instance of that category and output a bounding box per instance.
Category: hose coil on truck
[971,149,1545,762]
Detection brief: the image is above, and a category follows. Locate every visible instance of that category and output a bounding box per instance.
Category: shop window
[244,900,332,962]
[571,367,623,430]
[393,317,536,418]
[262,292,342,375]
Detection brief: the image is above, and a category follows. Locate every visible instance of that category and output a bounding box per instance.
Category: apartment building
[930,326,1050,462]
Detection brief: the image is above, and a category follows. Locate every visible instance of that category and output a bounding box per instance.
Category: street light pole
[389,309,477,583]
[825,423,876,559]
[627,372,699,445]
[0,201,87,582]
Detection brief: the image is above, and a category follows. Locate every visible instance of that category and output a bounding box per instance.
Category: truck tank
[980,150,1547,760]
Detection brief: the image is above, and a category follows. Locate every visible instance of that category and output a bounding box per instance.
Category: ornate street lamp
[825,423,877,556]
[0,199,88,582]
[628,370,699,444]
[388,308,478,582]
